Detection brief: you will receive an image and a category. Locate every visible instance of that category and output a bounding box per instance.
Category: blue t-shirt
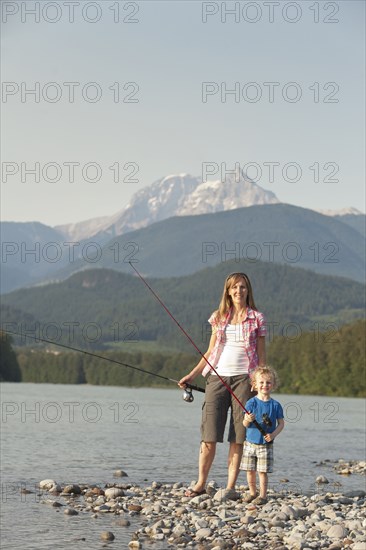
[245,396,284,444]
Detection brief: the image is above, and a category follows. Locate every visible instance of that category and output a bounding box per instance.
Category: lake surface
[1,383,365,549]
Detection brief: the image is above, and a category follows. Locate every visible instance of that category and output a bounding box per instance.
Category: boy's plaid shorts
[240,440,274,473]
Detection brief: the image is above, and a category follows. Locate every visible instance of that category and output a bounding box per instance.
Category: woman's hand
[178,374,193,388]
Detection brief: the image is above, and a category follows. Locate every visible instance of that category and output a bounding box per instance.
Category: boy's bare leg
[258,472,268,498]
[246,470,257,496]
[227,442,243,489]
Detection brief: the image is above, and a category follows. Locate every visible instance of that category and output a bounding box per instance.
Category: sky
[1,0,365,227]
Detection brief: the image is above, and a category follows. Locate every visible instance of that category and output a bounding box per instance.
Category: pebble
[114,470,128,477]
[104,487,124,499]
[64,508,78,516]
[38,465,366,548]
[62,484,81,495]
[316,475,329,484]
[100,531,115,541]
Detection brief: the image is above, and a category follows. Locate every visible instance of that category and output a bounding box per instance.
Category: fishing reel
[262,413,272,427]
[182,387,194,403]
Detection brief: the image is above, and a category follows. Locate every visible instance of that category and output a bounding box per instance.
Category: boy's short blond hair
[251,366,280,391]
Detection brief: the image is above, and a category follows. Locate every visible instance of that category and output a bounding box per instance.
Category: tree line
[1,320,365,397]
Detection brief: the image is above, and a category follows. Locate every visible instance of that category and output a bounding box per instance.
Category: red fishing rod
[129,263,267,438]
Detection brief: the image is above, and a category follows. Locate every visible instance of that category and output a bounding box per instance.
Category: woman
[179,272,266,498]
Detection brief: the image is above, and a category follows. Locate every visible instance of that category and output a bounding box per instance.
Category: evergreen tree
[0,331,21,381]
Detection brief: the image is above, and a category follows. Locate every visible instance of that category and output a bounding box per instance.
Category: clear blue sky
[1,0,365,226]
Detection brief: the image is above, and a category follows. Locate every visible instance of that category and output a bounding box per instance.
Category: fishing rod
[129,262,268,438]
[2,330,205,403]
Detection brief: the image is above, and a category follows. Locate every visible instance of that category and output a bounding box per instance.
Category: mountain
[0,222,66,293]
[56,172,279,241]
[1,259,364,353]
[334,213,365,236]
[47,204,365,285]
[1,173,364,293]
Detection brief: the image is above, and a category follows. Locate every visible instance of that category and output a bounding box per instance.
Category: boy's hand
[244,412,255,423]
[264,433,274,443]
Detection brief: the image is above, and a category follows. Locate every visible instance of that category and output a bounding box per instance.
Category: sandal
[184,488,206,498]
[244,493,257,503]
[252,496,268,505]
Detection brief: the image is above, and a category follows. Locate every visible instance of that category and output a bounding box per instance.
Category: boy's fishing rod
[129,262,268,438]
[2,330,205,402]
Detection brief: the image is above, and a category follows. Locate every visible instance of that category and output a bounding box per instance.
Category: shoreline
[37,461,366,549]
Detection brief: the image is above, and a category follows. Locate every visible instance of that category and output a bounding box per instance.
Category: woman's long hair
[216,272,257,320]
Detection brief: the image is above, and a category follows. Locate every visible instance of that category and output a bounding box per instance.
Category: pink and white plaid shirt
[202,307,266,377]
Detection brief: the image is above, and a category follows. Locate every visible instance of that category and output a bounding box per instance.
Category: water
[1,383,365,549]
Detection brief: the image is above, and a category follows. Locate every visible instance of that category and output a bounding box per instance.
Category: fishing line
[2,330,205,401]
[128,262,268,437]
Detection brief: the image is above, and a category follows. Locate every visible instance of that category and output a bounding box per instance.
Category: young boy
[240,366,284,505]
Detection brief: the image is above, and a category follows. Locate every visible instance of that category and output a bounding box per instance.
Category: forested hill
[1,258,364,353]
[267,319,365,397]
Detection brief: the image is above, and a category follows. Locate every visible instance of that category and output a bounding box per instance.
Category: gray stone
[39,479,57,490]
[316,476,329,484]
[116,519,131,526]
[190,493,210,505]
[62,484,81,495]
[195,518,208,529]
[113,470,128,477]
[96,504,111,512]
[213,488,240,502]
[64,508,78,515]
[281,504,297,519]
[283,532,305,549]
[100,531,115,541]
[344,490,366,498]
[241,515,255,525]
[172,523,186,537]
[326,524,347,539]
[195,528,212,540]
[105,487,124,499]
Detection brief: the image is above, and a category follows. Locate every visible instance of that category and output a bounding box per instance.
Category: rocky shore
[38,462,366,550]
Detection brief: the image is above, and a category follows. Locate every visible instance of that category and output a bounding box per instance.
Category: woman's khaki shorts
[200,374,253,443]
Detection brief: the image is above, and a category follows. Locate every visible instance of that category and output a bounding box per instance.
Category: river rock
[39,479,57,490]
[113,470,128,477]
[316,475,329,484]
[196,527,212,540]
[105,487,124,499]
[128,504,143,512]
[327,524,347,539]
[38,475,366,549]
[100,531,115,541]
[48,484,62,494]
[62,484,81,495]
[172,523,186,537]
[64,508,78,515]
[52,501,63,508]
[344,490,365,498]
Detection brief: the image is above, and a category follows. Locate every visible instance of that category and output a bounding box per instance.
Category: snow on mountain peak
[59,172,280,240]
[318,207,364,217]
